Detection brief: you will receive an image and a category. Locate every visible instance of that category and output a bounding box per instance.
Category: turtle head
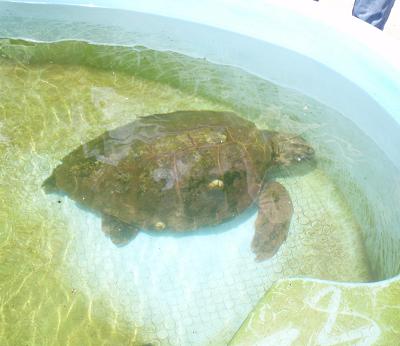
[262,131,315,167]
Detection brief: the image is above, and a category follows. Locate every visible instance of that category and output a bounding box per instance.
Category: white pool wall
[2,0,400,166]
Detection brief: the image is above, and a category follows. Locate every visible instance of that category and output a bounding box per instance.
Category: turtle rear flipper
[42,173,58,194]
[251,182,293,262]
[101,215,139,247]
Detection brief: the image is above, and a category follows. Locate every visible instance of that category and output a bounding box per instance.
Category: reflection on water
[1,38,395,345]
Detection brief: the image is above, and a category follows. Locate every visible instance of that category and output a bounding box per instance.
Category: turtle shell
[44,111,272,231]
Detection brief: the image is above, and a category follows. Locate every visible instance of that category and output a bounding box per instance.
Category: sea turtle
[43,110,314,261]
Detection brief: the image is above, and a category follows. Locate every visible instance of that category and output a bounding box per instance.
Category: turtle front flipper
[251,182,293,262]
[101,215,139,247]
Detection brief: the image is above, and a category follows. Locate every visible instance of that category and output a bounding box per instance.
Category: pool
[0,1,399,345]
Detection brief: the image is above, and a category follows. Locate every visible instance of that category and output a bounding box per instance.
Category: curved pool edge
[2,1,400,167]
[5,0,400,62]
[229,276,400,345]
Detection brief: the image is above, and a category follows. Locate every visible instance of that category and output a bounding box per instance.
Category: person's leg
[352,0,396,30]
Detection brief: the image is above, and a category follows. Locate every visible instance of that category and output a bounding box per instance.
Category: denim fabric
[353,0,396,29]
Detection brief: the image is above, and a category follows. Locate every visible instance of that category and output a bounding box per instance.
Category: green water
[0,40,233,345]
[0,38,391,345]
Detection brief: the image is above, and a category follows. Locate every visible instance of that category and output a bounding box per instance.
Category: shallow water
[0,39,397,345]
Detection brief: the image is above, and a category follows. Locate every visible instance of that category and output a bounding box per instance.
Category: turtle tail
[42,173,58,194]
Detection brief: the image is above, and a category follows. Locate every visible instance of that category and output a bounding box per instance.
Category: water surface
[1,38,394,345]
